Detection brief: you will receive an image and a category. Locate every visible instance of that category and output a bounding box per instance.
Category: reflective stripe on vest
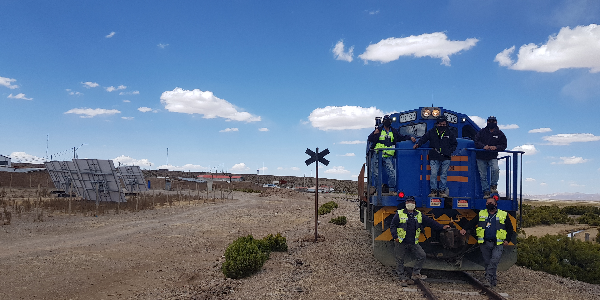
[374,130,395,157]
[476,209,508,245]
[397,210,422,244]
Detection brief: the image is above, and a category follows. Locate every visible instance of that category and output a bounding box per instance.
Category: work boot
[439,189,449,197]
[483,190,491,198]
[400,279,408,287]
[491,185,498,193]
[483,279,491,287]
[411,273,427,280]
[428,189,438,197]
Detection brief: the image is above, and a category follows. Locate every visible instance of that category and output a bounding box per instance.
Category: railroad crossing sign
[305,147,330,242]
[305,148,329,166]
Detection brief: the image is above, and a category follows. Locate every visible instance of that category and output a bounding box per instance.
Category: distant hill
[525,192,600,201]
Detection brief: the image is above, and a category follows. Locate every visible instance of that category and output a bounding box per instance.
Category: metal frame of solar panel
[71,159,126,203]
[117,165,148,193]
[45,161,77,195]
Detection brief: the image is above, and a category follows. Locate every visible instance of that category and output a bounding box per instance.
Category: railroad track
[411,271,508,300]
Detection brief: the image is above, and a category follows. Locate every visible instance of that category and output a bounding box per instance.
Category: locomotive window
[399,122,427,137]
[462,124,477,140]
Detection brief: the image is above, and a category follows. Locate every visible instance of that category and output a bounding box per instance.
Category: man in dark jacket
[391,196,450,286]
[474,116,507,197]
[460,196,514,287]
[413,118,458,197]
[368,115,416,192]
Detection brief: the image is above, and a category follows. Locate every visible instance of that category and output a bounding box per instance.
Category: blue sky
[1,1,600,195]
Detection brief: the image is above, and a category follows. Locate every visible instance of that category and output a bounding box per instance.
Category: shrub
[521,204,570,227]
[596,230,600,243]
[221,233,288,279]
[562,205,600,215]
[329,216,347,225]
[577,212,600,226]
[517,234,600,284]
[318,201,338,215]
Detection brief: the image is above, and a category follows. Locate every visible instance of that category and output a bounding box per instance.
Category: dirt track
[1,189,600,300]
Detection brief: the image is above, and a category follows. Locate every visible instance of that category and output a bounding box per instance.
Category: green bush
[562,205,600,215]
[517,234,600,284]
[596,230,600,243]
[329,216,347,225]
[521,204,570,227]
[318,201,338,215]
[221,233,288,279]
[577,212,600,226]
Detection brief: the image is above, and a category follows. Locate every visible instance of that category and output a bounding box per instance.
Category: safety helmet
[487,116,497,122]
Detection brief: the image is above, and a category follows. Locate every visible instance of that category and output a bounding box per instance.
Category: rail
[413,271,508,300]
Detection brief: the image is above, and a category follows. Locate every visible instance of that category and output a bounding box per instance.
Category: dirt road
[1,190,599,300]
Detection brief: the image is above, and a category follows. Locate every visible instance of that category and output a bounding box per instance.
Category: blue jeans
[477,159,499,192]
[372,155,396,189]
[430,160,450,191]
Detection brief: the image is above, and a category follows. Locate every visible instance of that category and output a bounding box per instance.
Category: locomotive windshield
[398,122,427,137]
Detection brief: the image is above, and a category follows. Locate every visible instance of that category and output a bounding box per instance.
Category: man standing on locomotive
[474,116,507,198]
[368,115,416,193]
[413,117,457,197]
[391,196,450,286]
[460,196,514,287]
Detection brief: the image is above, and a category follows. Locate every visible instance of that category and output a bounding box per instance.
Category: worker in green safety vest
[390,196,450,287]
[368,115,416,193]
[460,196,514,287]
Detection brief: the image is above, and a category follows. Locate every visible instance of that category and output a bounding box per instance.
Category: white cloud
[121,117,134,120]
[469,116,487,128]
[220,128,239,132]
[333,40,354,62]
[277,167,284,170]
[309,106,386,131]
[525,178,536,182]
[495,24,600,73]
[9,152,45,164]
[0,76,19,89]
[291,167,300,171]
[340,140,366,145]
[160,87,261,122]
[81,82,99,88]
[553,156,589,164]
[340,153,355,157]
[158,43,169,49]
[137,107,156,113]
[112,155,153,167]
[358,32,478,65]
[66,89,83,96]
[157,163,207,172]
[529,128,552,133]
[368,10,379,15]
[119,91,139,95]
[105,31,116,38]
[540,182,547,186]
[123,100,130,103]
[499,124,519,130]
[512,144,538,155]
[105,85,126,92]
[258,128,269,132]
[231,163,250,172]
[8,93,32,100]
[543,133,600,145]
[324,166,351,174]
[64,108,121,118]
[570,183,585,187]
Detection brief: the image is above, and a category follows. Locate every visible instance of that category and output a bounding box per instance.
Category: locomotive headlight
[422,109,431,117]
[392,116,397,122]
[432,109,441,117]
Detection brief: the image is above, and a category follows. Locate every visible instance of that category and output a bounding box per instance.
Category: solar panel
[72,159,126,203]
[45,161,76,195]
[117,166,148,193]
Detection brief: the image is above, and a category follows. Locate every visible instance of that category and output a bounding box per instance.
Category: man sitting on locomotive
[460,196,514,287]
[413,117,458,197]
[391,196,450,286]
[474,116,507,198]
[368,115,416,193]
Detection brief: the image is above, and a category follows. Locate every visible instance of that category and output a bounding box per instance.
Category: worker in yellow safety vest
[390,196,450,287]
[460,196,514,287]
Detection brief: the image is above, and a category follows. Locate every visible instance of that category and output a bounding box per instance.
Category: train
[358,106,524,271]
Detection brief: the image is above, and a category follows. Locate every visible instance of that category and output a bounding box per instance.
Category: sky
[1,1,600,195]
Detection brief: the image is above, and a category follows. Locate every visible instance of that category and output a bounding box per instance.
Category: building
[197,174,244,182]
[0,154,11,168]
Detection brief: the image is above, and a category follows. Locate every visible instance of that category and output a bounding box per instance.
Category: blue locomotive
[358,106,524,271]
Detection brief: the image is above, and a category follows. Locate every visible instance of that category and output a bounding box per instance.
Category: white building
[0,155,11,168]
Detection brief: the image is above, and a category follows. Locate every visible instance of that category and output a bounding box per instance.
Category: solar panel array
[45,159,147,202]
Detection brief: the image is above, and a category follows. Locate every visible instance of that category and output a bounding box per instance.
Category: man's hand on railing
[413,144,419,149]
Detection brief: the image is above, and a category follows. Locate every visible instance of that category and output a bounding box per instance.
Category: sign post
[305,147,330,242]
